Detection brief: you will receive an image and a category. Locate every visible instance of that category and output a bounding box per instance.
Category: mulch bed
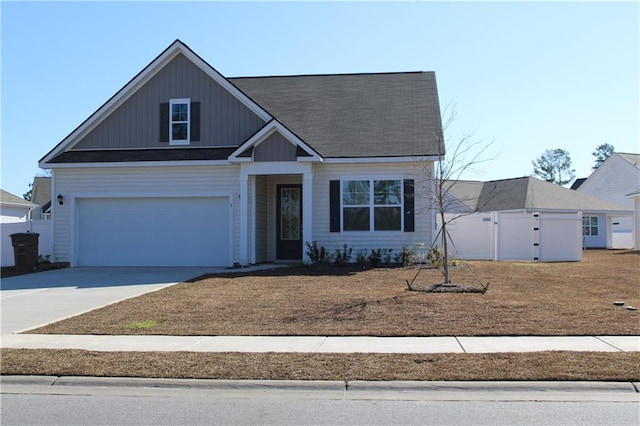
[1,262,69,279]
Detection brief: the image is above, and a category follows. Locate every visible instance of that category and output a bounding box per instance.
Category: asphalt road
[2,393,639,425]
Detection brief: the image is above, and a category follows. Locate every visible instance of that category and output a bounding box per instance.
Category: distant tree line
[532,143,614,186]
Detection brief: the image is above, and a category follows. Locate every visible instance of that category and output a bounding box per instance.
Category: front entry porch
[239,162,313,265]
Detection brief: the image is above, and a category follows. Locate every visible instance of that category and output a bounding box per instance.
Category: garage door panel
[77,197,229,267]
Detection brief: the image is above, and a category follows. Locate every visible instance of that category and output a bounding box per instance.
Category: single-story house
[39,40,443,267]
[0,189,35,223]
[438,176,632,261]
[574,152,640,248]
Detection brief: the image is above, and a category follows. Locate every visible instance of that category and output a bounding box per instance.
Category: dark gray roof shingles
[230,72,444,158]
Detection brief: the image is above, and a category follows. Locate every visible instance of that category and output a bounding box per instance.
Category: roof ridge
[229,71,432,80]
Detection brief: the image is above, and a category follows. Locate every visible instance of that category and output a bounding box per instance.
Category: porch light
[57,194,64,206]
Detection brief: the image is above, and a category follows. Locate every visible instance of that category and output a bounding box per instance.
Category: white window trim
[582,215,598,236]
[340,178,404,233]
[169,98,190,146]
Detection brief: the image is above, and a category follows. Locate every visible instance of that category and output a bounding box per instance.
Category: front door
[276,184,302,260]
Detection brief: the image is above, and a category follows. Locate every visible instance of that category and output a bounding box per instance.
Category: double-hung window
[342,179,402,231]
[169,98,190,145]
[582,215,598,236]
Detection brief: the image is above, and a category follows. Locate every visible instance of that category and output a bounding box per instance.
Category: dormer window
[170,98,190,145]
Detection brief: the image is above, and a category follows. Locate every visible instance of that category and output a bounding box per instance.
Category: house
[38,40,443,267]
[0,189,35,223]
[575,152,640,248]
[30,176,52,220]
[438,176,632,261]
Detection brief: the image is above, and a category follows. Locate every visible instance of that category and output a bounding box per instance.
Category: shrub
[305,241,330,264]
[333,244,353,266]
[394,244,416,267]
[368,248,392,267]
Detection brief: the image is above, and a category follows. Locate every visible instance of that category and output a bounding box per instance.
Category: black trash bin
[10,233,39,272]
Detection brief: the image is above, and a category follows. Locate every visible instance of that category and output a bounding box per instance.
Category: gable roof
[40,40,272,166]
[40,40,444,166]
[1,189,36,208]
[230,72,444,158]
[617,152,640,170]
[31,176,52,207]
[445,176,632,213]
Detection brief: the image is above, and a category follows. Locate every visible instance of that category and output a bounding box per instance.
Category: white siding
[310,162,434,257]
[578,154,640,209]
[53,165,240,264]
[0,206,31,223]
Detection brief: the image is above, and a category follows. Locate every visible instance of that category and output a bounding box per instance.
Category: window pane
[171,103,188,122]
[374,180,401,205]
[280,188,300,240]
[342,180,370,205]
[591,226,598,236]
[590,217,598,226]
[374,207,401,231]
[343,207,370,231]
[172,123,188,140]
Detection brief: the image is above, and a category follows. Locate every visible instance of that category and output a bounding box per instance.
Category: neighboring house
[30,176,52,220]
[627,189,640,251]
[0,189,35,223]
[438,176,632,260]
[575,152,640,248]
[38,40,443,267]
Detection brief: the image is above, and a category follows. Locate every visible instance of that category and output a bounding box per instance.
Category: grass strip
[2,349,638,382]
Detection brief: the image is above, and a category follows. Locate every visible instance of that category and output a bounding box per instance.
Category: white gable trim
[40,40,272,167]
[228,120,323,163]
[577,153,636,193]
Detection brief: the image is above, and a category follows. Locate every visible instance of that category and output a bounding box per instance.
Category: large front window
[342,179,402,231]
[583,215,598,236]
[170,98,190,145]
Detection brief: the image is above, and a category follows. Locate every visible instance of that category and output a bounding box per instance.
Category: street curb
[2,376,638,394]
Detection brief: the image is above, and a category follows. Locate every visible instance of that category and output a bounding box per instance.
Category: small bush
[394,244,416,267]
[368,248,392,267]
[305,241,330,264]
[333,244,353,266]
[356,250,368,267]
[426,246,443,268]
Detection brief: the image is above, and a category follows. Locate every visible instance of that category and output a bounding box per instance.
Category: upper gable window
[170,98,190,145]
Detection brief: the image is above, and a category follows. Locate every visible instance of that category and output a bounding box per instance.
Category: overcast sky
[2,1,638,197]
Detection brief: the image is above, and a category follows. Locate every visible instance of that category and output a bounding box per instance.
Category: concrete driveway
[0,267,213,334]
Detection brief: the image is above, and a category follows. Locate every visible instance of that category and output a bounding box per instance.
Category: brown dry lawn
[2,350,638,381]
[30,250,639,336]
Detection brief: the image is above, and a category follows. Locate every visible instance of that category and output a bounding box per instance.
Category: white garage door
[77,197,230,267]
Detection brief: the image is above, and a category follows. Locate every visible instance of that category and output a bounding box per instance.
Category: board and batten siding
[52,166,240,264]
[71,53,266,150]
[254,132,297,162]
[310,162,434,256]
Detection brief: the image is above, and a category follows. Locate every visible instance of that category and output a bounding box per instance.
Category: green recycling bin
[10,233,39,272]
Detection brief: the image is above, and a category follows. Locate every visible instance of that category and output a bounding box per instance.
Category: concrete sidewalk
[1,334,638,353]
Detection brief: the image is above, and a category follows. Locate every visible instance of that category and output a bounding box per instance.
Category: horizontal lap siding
[53,166,240,264]
[311,162,434,257]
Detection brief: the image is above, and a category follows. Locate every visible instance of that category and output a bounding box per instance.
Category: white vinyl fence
[437,211,583,262]
[1,220,53,267]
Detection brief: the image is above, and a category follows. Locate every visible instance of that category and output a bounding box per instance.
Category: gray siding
[72,53,266,150]
[254,132,297,162]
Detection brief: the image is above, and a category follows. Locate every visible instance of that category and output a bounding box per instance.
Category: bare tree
[409,108,494,289]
